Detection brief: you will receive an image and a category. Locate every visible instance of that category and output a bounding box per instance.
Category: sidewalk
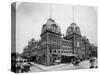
[48,64,73,71]
[30,60,96,72]
[31,62,72,71]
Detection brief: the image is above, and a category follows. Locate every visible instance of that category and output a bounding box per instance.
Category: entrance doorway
[61,55,74,63]
[29,56,36,62]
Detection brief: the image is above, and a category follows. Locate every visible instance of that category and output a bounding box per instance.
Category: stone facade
[23,18,95,66]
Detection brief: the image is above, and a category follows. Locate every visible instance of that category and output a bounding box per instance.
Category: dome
[41,18,61,34]
[66,22,81,36]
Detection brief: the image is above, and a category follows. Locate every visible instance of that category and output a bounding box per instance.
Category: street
[29,60,93,72]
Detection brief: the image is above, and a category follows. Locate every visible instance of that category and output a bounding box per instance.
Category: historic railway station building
[23,18,93,66]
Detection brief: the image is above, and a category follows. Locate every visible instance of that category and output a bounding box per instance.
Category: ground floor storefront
[36,54,76,65]
[27,53,91,66]
[61,55,74,63]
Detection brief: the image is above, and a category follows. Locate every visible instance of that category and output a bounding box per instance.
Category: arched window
[54,49,56,53]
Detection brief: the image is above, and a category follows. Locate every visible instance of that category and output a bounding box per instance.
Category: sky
[16,2,98,53]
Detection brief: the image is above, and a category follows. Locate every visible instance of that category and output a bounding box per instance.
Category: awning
[61,54,77,56]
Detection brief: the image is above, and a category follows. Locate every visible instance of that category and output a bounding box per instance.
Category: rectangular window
[50,49,52,53]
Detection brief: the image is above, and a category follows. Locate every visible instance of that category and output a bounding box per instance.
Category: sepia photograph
[11,2,98,73]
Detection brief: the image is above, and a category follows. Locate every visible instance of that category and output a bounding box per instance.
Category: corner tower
[64,6,82,56]
[40,18,61,65]
[65,22,82,55]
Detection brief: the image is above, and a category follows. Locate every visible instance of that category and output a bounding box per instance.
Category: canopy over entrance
[61,54,76,63]
[61,54,77,57]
